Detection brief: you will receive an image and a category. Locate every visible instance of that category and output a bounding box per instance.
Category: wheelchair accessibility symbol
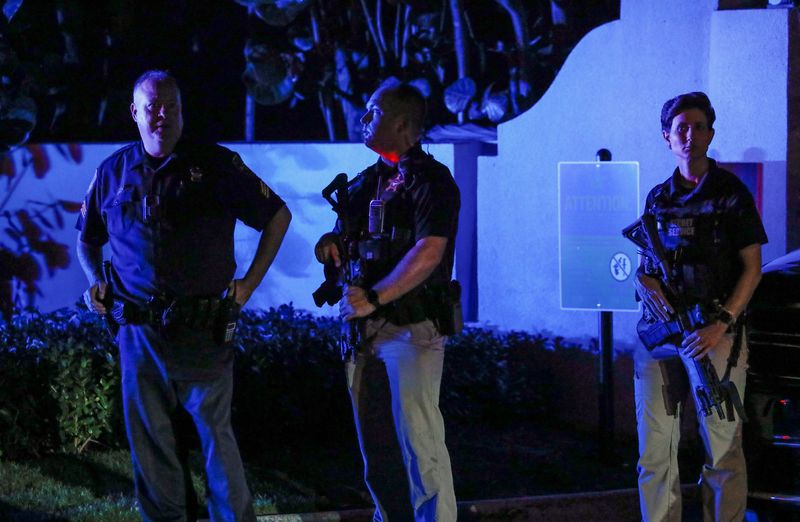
[610,252,632,282]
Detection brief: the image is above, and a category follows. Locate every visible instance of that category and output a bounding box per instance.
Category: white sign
[558,161,640,311]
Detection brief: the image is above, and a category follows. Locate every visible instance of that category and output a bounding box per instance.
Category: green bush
[231,305,353,451]
[0,308,121,458]
[43,336,119,454]
[0,304,599,458]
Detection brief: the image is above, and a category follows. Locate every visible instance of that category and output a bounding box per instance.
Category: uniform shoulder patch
[231,153,270,197]
[81,169,98,218]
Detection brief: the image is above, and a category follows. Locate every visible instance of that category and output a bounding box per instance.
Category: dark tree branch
[359,0,387,69]
[450,0,469,123]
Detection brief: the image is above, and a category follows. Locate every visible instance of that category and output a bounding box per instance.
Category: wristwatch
[366,288,381,307]
[716,307,736,327]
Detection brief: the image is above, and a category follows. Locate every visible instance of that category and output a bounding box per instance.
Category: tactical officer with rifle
[630,92,766,522]
[314,83,460,521]
[76,70,291,521]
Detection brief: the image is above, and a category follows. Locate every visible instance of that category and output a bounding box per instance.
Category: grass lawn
[0,449,328,522]
[0,451,140,522]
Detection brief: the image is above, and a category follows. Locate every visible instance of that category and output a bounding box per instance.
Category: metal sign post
[597,148,615,461]
[558,152,639,460]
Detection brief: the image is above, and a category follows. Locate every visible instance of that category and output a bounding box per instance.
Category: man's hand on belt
[228,279,254,307]
[83,281,108,314]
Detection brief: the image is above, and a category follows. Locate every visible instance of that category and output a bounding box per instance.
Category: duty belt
[113,295,225,329]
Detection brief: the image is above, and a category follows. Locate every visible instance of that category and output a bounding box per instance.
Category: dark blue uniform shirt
[77,141,286,306]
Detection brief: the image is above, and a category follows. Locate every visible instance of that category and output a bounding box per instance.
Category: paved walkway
[250,487,697,522]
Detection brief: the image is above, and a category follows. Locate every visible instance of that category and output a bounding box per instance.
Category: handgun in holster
[101,260,120,338]
[434,280,463,336]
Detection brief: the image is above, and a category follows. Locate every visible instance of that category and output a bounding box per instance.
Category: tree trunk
[495,0,528,115]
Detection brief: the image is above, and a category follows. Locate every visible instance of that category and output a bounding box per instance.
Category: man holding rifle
[633,92,766,521]
[314,82,459,521]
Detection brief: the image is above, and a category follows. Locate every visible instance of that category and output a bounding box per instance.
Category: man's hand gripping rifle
[623,214,726,419]
[313,173,362,359]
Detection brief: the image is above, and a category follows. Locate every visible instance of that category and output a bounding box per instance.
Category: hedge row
[0,305,608,459]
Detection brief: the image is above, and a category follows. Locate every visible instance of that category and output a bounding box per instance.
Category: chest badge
[386,171,405,192]
[189,166,204,182]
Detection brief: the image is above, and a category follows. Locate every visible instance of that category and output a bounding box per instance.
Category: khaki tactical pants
[634,334,748,522]
[346,318,457,522]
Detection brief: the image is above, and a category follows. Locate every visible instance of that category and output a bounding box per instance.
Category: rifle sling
[719,321,747,422]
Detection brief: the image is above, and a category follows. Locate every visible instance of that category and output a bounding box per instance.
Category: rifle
[313,173,362,359]
[623,214,726,419]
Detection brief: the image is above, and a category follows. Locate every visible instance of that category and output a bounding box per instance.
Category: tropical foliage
[0,0,618,144]
[233,0,619,139]
[0,146,83,318]
[0,303,615,459]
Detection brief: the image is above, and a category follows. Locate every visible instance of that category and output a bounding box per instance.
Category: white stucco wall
[477,0,794,345]
[708,8,790,258]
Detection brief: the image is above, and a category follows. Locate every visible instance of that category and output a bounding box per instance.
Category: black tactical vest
[646,182,737,305]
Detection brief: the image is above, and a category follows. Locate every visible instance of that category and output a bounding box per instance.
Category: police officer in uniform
[315,83,459,521]
[634,92,767,522]
[76,70,291,521]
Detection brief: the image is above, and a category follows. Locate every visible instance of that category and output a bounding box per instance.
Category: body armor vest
[648,188,737,305]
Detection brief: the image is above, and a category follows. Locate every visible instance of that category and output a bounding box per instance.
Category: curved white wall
[477,0,794,344]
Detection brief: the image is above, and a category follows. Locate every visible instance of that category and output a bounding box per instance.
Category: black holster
[430,280,463,336]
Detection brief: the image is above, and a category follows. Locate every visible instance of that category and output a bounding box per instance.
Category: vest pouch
[214,296,241,346]
[358,237,388,262]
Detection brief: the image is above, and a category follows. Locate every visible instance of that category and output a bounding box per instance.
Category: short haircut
[381,83,427,133]
[661,91,716,132]
[132,70,179,100]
